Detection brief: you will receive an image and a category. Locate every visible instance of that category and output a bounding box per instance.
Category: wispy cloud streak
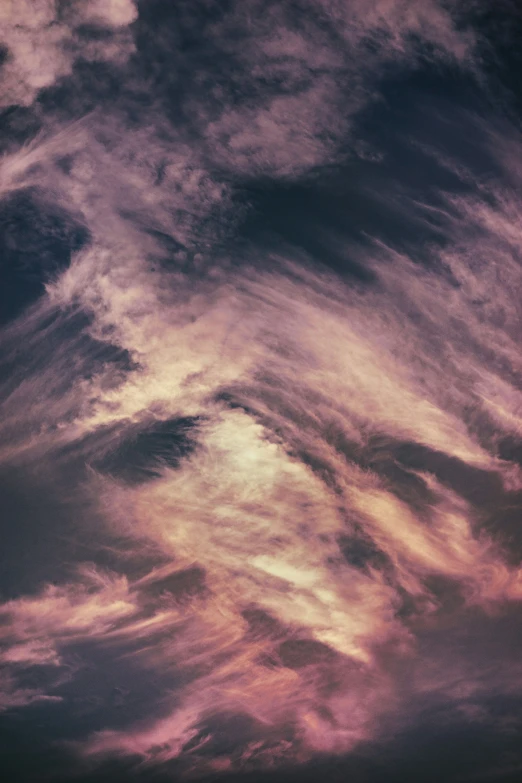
[1,1,522,780]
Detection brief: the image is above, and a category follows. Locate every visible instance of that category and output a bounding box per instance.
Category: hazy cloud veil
[1,1,522,781]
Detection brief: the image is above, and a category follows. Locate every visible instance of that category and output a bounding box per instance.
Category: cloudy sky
[1,1,522,781]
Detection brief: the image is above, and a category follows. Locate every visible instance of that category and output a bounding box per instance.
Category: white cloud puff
[0,0,138,107]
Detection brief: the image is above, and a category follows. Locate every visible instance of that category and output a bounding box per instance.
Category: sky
[1,1,522,782]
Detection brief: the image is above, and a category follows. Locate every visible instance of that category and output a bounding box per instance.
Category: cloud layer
[2,1,522,781]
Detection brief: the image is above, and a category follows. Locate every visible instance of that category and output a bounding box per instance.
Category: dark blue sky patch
[388,440,504,507]
[93,416,201,484]
[0,190,90,325]
[276,638,340,669]
[37,59,125,119]
[237,180,379,284]
[0,465,143,600]
[421,573,466,615]
[0,466,85,599]
[0,106,42,155]
[337,532,391,576]
[0,308,135,395]
[52,641,182,736]
[241,606,287,641]
[140,566,207,603]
